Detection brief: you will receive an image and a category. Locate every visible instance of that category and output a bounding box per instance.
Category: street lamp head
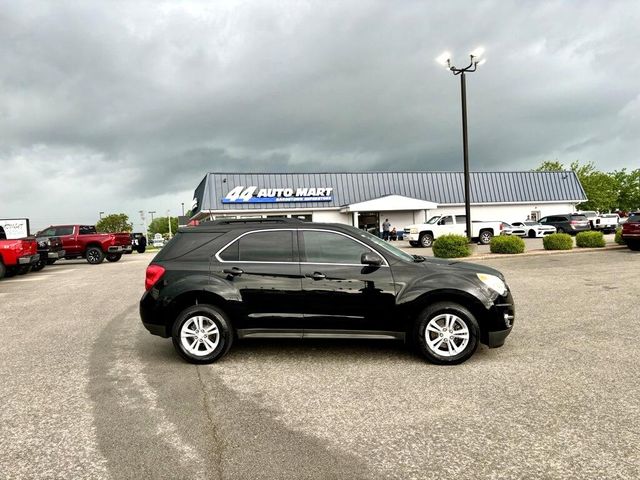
[476,58,487,66]
[435,51,452,69]
[470,46,485,60]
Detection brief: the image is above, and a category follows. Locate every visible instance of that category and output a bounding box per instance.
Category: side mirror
[361,252,382,266]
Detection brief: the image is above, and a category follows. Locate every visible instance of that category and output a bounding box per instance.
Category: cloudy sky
[1,0,639,230]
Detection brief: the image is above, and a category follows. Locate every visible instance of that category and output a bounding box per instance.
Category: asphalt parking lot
[1,249,639,479]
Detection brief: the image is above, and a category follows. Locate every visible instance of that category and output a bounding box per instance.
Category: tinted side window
[302,231,371,264]
[79,226,97,235]
[455,215,466,224]
[443,216,454,225]
[221,231,294,262]
[55,226,74,236]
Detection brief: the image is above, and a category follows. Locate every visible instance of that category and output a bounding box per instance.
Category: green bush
[614,227,625,245]
[543,233,573,250]
[576,231,605,248]
[490,235,525,254]
[432,234,471,258]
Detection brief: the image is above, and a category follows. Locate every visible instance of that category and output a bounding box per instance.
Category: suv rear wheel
[414,302,480,365]
[171,304,233,364]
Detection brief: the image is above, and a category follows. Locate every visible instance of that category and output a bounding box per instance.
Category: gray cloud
[1,0,639,229]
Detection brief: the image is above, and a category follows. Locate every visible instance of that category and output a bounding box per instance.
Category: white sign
[0,218,30,239]
[222,186,333,204]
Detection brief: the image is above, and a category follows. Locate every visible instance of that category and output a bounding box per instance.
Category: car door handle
[223,267,244,276]
[309,272,326,280]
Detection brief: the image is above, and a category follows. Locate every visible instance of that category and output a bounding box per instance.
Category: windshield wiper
[412,255,426,263]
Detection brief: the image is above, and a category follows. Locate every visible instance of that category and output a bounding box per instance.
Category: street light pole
[181,202,185,216]
[99,211,105,220]
[436,48,486,241]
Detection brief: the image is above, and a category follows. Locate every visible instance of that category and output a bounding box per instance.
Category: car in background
[621,213,640,251]
[591,214,619,234]
[32,235,65,271]
[500,222,526,237]
[37,225,132,264]
[405,215,502,247]
[538,214,590,234]
[511,221,556,238]
[130,233,148,254]
[140,219,515,365]
[578,211,599,228]
[0,226,40,280]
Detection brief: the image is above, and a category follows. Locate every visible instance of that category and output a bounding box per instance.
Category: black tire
[171,304,234,364]
[136,246,146,254]
[17,265,31,275]
[32,259,46,272]
[419,233,434,248]
[628,241,640,251]
[479,230,493,245]
[0,261,5,280]
[46,259,57,265]
[86,247,105,264]
[106,253,122,262]
[413,302,480,365]
[556,227,565,234]
[528,230,536,238]
[409,241,419,247]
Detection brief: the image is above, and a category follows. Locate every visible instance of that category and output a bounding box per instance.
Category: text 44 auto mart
[190,171,587,233]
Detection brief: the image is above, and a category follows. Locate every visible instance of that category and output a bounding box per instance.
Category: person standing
[382,218,391,240]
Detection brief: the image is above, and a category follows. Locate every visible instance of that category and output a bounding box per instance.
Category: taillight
[145,264,165,291]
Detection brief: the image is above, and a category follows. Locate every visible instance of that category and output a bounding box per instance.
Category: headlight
[476,273,507,296]
[410,228,418,234]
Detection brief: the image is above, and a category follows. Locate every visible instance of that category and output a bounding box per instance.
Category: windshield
[524,221,537,226]
[426,216,440,224]
[348,227,416,263]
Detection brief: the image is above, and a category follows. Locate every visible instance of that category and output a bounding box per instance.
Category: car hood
[419,257,504,279]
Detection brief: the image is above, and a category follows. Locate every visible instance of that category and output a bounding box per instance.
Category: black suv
[538,214,590,234]
[140,219,515,365]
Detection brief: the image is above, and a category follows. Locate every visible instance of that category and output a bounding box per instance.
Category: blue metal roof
[193,171,587,213]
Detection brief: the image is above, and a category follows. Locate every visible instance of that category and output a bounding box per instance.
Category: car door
[298,229,397,334]
[213,229,304,336]
[54,226,79,255]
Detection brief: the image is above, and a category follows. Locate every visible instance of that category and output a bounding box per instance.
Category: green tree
[148,216,179,237]
[612,168,640,211]
[96,213,133,233]
[533,160,565,172]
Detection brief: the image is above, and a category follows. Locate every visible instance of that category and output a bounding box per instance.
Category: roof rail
[200,218,307,226]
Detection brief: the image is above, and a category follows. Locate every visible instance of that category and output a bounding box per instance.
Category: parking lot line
[3,277,46,282]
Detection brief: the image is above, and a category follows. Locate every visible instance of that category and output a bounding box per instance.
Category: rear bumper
[142,321,169,337]
[107,245,124,253]
[124,245,133,253]
[48,249,65,259]
[18,254,40,265]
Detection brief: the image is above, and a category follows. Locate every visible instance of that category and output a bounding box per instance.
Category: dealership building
[191,171,587,231]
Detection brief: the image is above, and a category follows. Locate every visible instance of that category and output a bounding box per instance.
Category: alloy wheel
[424,313,470,357]
[180,316,220,356]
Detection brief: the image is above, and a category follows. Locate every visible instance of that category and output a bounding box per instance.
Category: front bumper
[481,291,515,348]
[406,233,419,242]
[18,254,40,265]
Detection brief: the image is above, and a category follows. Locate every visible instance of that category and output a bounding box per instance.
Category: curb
[460,244,628,261]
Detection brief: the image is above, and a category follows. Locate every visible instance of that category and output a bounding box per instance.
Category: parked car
[404,215,502,247]
[621,213,640,251]
[130,233,147,253]
[0,226,40,280]
[511,221,556,238]
[36,225,132,264]
[591,214,619,234]
[578,211,599,228]
[500,222,526,237]
[538,214,590,234]
[32,235,65,271]
[140,219,515,365]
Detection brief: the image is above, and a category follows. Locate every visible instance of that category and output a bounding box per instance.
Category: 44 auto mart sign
[222,186,333,203]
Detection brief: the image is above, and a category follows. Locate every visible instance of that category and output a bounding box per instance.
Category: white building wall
[435,203,577,223]
[312,210,348,224]
[381,211,426,233]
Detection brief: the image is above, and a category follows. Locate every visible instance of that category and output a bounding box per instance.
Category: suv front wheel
[172,304,234,364]
[414,302,480,365]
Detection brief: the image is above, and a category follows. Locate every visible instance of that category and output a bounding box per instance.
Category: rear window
[155,232,223,261]
[79,225,97,235]
[570,215,587,221]
[628,214,640,223]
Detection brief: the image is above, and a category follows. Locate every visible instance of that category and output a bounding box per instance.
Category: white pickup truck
[591,213,619,233]
[404,214,502,247]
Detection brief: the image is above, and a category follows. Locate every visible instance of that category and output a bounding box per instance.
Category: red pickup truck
[621,213,640,251]
[36,225,132,264]
[0,226,40,279]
